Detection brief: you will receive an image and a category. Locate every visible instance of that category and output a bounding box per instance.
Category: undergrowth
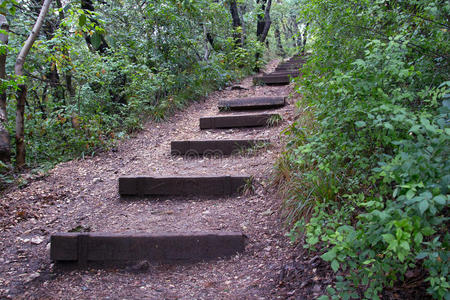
[275,0,449,299]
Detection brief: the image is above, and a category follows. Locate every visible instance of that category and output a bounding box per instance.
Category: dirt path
[0,60,303,299]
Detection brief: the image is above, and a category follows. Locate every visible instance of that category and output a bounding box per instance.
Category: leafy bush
[279,0,449,298]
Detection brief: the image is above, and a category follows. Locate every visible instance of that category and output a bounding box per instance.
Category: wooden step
[199,113,280,129]
[267,71,300,77]
[275,66,300,71]
[253,74,295,85]
[284,57,306,63]
[51,232,246,264]
[278,62,303,67]
[218,96,286,111]
[171,139,270,156]
[119,175,251,196]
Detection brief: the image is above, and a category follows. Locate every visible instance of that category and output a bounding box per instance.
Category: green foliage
[0,0,267,182]
[279,0,449,298]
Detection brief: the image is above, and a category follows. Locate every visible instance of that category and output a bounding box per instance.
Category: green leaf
[418,200,429,215]
[414,232,423,245]
[79,14,87,27]
[321,248,337,261]
[406,189,415,200]
[416,252,428,259]
[331,259,340,272]
[433,195,447,205]
[355,121,366,128]
[421,226,435,236]
[382,233,395,243]
[91,31,102,50]
[399,240,410,251]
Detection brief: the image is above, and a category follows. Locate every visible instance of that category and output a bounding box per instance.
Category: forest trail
[0,59,305,299]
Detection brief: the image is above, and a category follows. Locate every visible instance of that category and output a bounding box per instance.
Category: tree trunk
[254,0,272,71]
[256,0,272,43]
[15,85,26,167]
[274,23,285,57]
[202,23,211,61]
[301,22,310,54]
[229,0,243,47]
[0,14,9,164]
[14,0,52,168]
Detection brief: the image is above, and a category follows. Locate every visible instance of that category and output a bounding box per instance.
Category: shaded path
[0,59,303,299]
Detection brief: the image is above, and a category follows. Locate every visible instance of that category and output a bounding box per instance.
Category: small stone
[262,209,273,216]
[17,237,30,243]
[93,178,102,184]
[31,236,45,245]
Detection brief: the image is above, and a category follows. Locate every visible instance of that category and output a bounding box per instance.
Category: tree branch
[15,0,52,76]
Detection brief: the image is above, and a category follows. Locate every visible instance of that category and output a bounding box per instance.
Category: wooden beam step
[287,56,307,61]
[253,75,294,85]
[278,61,303,66]
[281,60,305,65]
[171,139,270,156]
[119,175,251,196]
[218,96,285,111]
[275,66,300,71]
[51,232,246,264]
[267,71,300,76]
[276,63,301,67]
[199,113,280,129]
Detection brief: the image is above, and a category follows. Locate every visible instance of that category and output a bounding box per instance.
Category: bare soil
[0,60,323,300]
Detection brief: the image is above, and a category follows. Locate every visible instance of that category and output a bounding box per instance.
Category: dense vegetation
[277,0,449,298]
[0,0,305,187]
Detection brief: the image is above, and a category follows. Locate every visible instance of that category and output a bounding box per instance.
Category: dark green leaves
[91,31,102,50]
[79,14,87,27]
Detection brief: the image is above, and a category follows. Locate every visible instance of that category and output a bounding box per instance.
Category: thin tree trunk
[254,0,272,71]
[301,22,309,54]
[229,0,243,47]
[256,0,272,43]
[0,14,9,164]
[15,0,52,168]
[202,23,211,61]
[295,21,302,48]
[274,23,285,57]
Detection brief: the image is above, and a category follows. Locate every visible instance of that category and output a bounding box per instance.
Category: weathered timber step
[51,232,246,264]
[119,175,251,196]
[171,139,270,156]
[267,71,300,76]
[286,59,306,64]
[253,74,296,85]
[199,113,280,129]
[275,66,301,71]
[276,64,301,68]
[218,96,286,111]
[278,61,304,66]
